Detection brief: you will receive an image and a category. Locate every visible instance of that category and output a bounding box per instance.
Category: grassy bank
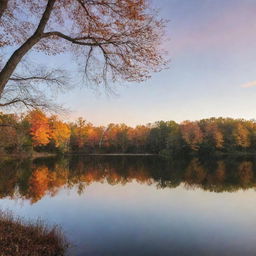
[0,211,69,256]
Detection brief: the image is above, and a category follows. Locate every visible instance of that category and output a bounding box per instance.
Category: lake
[1,155,256,255]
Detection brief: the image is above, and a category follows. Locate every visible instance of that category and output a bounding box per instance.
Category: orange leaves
[28,164,69,203]
[204,122,224,149]
[28,166,50,203]
[233,123,250,148]
[7,110,256,155]
[0,0,167,91]
[27,110,51,147]
[27,110,70,148]
[70,118,107,151]
[71,118,91,149]
[49,116,71,149]
[180,121,203,151]
[128,125,149,147]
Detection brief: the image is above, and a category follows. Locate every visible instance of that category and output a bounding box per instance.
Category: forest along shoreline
[1,111,256,159]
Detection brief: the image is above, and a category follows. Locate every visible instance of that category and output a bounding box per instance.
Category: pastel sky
[51,0,256,126]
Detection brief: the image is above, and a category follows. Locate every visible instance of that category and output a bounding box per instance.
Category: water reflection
[2,156,256,255]
[1,156,256,203]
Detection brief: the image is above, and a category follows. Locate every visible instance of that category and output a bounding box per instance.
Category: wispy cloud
[241,81,256,88]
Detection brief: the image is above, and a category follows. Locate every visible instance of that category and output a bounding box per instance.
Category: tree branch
[0,0,57,98]
[10,75,62,83]
[43,31,131,46]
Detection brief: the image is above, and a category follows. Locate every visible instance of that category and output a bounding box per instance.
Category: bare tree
[0,0,168,106]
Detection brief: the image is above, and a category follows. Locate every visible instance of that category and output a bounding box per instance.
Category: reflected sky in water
[1,156,256,255]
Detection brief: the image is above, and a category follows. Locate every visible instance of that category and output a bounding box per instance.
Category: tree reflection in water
[1,156,256,203]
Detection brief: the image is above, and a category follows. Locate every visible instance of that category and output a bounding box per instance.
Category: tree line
[1,110,256,155]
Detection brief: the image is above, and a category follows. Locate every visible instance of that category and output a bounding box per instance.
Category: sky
[30,0,256,126]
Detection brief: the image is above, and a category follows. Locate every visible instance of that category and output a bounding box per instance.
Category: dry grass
[0,210,69,256]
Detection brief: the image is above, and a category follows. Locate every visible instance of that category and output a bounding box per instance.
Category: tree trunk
[0,36,42,97]
[0,0,56,98]
[0,0,8,20]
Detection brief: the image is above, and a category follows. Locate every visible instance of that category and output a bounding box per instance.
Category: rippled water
[1,156,256,255]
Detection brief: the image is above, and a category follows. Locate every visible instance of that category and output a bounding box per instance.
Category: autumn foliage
[0,0,167,108]
[27,110,51,146]
[1,111,256,155]
[49,116,71,149]
[25,110,70,150]
[1,156,256,205]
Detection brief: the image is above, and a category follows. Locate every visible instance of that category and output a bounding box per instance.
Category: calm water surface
[1,156,256,255]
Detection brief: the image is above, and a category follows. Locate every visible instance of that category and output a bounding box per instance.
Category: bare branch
[0,61,69,113]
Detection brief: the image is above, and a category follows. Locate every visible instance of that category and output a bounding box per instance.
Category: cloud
[241,81,256,88]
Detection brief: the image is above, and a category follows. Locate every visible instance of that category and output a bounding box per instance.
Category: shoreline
[68,153,156,156]
[1,151,256,160]
[0,211,68,256]
[0,152,56,160]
